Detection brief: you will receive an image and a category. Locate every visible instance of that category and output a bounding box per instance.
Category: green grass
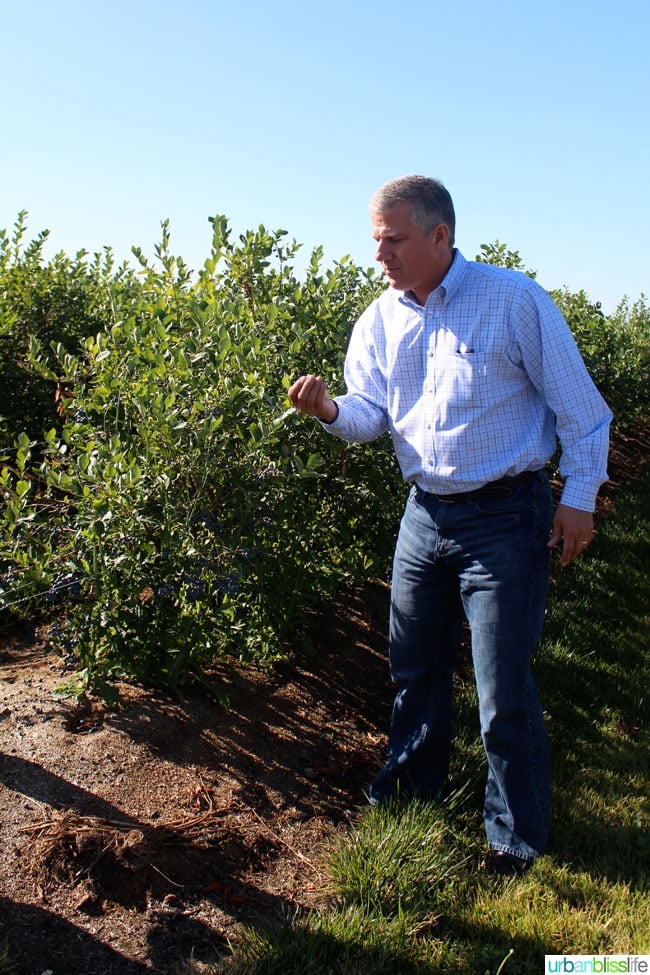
[212,462,650,975]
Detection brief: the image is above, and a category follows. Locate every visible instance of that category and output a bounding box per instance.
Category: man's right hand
[288,374,338,423]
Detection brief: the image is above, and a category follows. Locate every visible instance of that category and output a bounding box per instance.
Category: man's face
[371,201,452,304]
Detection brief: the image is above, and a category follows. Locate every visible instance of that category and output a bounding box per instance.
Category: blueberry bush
[0,221,647,701]
[0,216,401,700]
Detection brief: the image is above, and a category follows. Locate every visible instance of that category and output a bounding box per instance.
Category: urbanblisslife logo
[545,958,649,974]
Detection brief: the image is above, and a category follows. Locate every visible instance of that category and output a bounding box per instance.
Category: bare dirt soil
[1,419,649,975]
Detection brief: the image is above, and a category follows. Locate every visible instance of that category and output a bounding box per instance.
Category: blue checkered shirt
[323,250,611,511]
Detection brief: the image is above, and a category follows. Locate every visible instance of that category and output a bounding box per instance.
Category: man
[288,175,611,876]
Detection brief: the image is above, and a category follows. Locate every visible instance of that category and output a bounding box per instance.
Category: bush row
[0,215,400,699]
[1,217,648,700]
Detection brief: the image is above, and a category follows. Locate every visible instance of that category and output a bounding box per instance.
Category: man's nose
[375,239,390,263]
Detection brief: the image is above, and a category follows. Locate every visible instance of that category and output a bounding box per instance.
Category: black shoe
[483,850,533,877]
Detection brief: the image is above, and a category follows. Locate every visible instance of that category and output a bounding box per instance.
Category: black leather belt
[416,469,541,503]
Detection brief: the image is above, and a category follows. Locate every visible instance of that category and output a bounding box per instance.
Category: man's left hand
[548,503,594,566]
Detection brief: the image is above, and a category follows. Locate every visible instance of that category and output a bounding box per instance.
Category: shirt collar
[398,249,467,309]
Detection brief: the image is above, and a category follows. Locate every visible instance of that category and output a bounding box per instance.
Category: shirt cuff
[318,400,340,426]
[559,477,605,513]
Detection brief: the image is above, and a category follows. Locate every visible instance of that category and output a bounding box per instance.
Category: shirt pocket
[434,351,489,409]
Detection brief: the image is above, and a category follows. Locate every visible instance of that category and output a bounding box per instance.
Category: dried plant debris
[18,795,225,895]
[0,940,18,975]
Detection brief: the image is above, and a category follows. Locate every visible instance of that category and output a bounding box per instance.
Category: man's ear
[432,223,451,247]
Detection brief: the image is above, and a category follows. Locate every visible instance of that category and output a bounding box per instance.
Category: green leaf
[15,479,31,498]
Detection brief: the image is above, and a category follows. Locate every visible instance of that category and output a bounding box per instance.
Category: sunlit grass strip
[214,461,650,974]
[327,793,475,917]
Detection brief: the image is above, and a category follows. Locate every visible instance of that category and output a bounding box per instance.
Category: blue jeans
[369,473,553,862]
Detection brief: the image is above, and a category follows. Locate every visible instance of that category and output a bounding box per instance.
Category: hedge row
[1,215,648,700]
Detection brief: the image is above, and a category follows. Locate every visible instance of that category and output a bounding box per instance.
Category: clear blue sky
[2,0,648,313]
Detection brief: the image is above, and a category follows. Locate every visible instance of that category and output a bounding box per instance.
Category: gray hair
[369,175,456,246]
